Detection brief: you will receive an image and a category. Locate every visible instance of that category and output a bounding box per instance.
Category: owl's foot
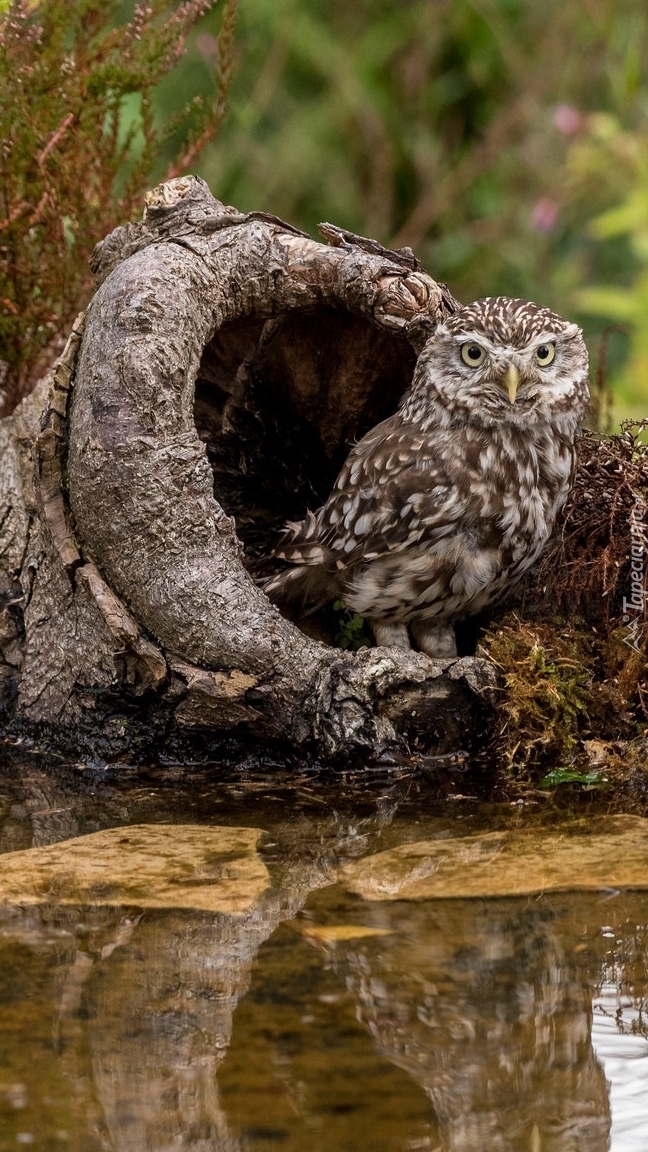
[370,621,411,649]
[410,620,457,658]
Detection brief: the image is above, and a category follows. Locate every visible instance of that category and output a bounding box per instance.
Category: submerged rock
[0,823,269,913]
[340,814,648,899]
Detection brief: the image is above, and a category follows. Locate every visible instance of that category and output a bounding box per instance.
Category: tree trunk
[0,176,496,765]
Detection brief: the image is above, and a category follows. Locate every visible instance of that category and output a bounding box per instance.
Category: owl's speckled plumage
[264,297,590,657]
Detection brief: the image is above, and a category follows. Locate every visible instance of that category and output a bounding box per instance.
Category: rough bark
[0,175,496,764]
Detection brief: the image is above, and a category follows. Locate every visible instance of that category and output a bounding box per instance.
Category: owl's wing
[277,422,461,571]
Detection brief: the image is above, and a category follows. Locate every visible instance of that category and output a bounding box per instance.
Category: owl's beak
[503,363,520,404]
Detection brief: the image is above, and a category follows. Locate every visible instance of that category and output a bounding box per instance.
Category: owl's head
[410,297,589,430]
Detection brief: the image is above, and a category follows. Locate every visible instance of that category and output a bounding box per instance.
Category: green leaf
[540,768,609,789]
[589,193,648,240]
[332,603,372,650]
[572,286,640,322]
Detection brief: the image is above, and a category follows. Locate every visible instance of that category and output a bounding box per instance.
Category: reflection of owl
[264,297,590,657]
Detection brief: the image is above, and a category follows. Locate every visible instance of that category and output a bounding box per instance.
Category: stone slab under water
[340,814,648,899]
[0,823,269,913]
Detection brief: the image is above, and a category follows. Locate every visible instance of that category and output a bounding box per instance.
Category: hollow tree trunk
[0,176,496,765]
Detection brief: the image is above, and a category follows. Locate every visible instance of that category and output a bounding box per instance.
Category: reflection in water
[0,753,648,1149]
[592,986,648,1152]
[68,910,255,1152]
[218,923,438,1152]
[0,899,305,1151]
[320,897,611,1151]
[215,893,624,1151]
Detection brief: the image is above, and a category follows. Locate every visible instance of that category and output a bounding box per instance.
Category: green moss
[481,607,648,804]
[484,618,593,785]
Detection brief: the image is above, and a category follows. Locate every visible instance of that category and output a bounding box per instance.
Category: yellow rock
[0,824,269,914]
[298,923,392,943]
[340,815,648,901]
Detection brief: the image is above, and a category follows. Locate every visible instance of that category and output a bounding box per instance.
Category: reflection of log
[0,836,333,1152]
[0,175,496,763]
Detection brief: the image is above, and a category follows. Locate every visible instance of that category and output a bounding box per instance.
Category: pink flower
[531,197,559,233]
[196,32,218,63]
[553,104,581,136]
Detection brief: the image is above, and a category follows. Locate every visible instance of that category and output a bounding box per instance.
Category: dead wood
[0,175,496,765]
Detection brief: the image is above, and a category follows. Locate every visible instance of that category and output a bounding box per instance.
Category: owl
[264,297,589,657]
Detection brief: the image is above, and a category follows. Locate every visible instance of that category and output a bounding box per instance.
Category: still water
[0,745,647,1151]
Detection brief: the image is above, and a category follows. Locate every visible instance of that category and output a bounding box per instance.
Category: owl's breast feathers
[264,409,575,622]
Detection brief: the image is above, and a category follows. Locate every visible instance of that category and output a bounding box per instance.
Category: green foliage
[484,604,647,795]
[0,0,235,411]
[4,0,648,422]
[540,768,609,790]
[332,600,372,651]
[574,137,648,411]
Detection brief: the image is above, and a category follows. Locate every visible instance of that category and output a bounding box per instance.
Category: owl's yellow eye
[535,342,556,366]
[460,343,486,367]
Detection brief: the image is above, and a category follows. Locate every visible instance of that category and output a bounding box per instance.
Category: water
[0,743,647,1151]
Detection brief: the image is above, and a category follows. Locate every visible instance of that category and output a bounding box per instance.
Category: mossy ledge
[479,422,648,806]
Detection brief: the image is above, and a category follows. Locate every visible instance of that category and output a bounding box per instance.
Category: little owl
[264,297,589,657]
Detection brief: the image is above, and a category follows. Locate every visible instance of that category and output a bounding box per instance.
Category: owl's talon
[410,621,457,659]
[370,621,410,649]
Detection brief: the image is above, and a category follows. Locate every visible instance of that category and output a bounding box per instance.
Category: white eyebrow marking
[452,332,498,354]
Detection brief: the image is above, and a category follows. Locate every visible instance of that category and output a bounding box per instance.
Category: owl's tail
[261,512,340,608]
[262,562,332,607]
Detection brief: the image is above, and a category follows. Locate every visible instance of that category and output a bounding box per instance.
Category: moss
[483,618,591,785]
[481,612,646,801]
[476,422,648,803]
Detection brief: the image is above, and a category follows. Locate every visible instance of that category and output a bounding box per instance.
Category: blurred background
[168,0,648,426]
[3,0,648,424]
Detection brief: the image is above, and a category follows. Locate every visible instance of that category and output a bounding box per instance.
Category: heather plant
[0,0,236,413]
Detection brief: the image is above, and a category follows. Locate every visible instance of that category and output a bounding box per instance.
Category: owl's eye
[460,343,486,367]
[535,342,556,366]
